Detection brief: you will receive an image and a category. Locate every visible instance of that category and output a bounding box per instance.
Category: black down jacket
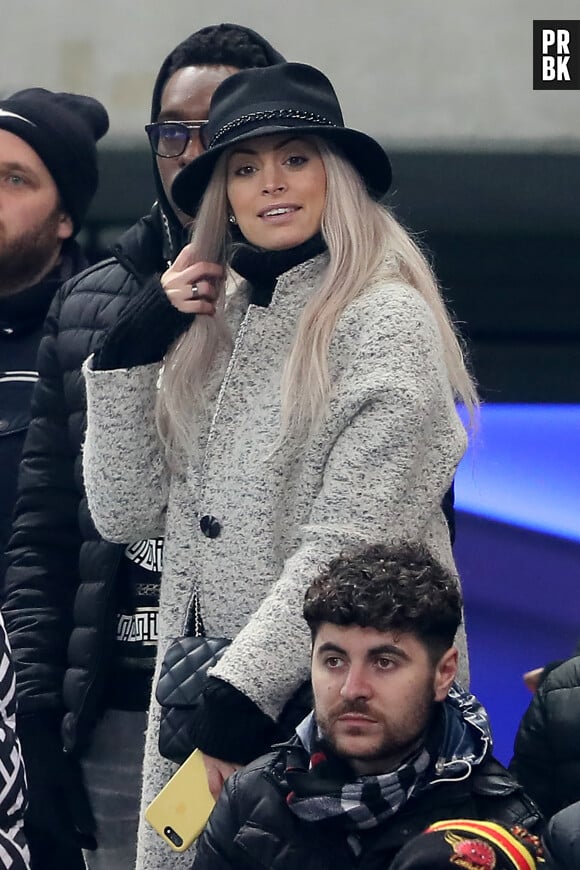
[542,800,580,868]
[192,740,542,870]
[511,654,580,819]
[2,205,177,753]
[0,242,87,588]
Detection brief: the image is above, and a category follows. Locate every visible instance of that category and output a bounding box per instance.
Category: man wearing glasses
[2,24,284,870]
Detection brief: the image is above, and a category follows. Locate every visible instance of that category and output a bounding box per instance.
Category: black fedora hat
[172,62,392,217]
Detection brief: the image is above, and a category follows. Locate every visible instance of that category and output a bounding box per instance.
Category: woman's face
[226,133,327,250]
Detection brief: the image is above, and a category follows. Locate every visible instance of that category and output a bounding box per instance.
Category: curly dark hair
[303,543,463,663]
[165,23,284,80]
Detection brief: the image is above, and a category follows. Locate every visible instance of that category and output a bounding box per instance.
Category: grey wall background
[3,0,580,148]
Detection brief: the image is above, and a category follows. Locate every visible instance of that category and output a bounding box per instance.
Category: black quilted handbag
[156,594,231,764]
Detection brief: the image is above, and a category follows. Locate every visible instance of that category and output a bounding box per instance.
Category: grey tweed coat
[82,254,468,869]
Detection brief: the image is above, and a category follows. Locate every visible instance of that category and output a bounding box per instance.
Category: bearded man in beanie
[0,87,108,870]
[0,88,108,587]
[1,24,285,870]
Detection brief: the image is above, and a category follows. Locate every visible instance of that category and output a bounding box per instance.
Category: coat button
[199,515,221,538]
[0,419,9,432]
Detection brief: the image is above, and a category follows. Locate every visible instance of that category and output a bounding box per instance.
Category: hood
[429,683,493,784]
[148,24,286,263]
[110,204,170,277]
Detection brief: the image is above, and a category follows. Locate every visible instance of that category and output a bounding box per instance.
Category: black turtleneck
[94,232,328,371]
[231,232,327,308]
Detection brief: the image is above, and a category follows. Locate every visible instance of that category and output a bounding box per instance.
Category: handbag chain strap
[190,590,206,638]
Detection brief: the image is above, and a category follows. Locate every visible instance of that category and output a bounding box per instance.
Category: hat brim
[171,123,392,218]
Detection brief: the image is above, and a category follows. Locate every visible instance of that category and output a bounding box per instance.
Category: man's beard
[316,683,436,772]
[0,210,63,297]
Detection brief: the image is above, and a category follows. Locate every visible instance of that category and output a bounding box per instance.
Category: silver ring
[190,284,199,299]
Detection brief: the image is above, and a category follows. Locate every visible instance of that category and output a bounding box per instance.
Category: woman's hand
[200,752,243,800]
[161,243,224,316]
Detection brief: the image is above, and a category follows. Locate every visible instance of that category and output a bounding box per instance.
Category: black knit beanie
[0,88,109,233]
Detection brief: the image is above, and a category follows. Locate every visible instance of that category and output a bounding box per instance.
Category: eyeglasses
[145,120,207,158]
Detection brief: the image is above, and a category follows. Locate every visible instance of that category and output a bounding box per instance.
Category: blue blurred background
[456,405,579,763]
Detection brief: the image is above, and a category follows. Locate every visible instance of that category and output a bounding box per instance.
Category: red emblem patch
[445,832,497,869]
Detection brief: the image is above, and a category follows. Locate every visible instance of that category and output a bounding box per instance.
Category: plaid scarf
[285,712,435,833]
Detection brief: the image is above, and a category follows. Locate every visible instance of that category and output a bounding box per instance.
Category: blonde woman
[83,63,477,869]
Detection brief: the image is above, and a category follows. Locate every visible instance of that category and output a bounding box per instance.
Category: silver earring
[228,214,237,224]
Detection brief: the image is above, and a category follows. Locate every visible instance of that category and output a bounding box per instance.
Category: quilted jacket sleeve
[190,778,240,870]
[511,656,580,818]
[2,286,84,712]
[542,802,580,870]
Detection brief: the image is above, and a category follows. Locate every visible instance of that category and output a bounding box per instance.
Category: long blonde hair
[156,138,478,458]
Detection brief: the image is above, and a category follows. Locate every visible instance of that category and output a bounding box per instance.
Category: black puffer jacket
[543,800,580,868]
[192,741,542,870]
[511,654,580,819]
[0,242,87,589]
[2,205,179,751]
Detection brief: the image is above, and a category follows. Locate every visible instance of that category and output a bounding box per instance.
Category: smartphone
[145,748,216,852]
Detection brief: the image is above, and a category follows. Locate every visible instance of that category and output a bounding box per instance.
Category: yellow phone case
[145,749,216,852]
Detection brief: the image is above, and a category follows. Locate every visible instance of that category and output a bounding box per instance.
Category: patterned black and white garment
[0,613,30,868]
